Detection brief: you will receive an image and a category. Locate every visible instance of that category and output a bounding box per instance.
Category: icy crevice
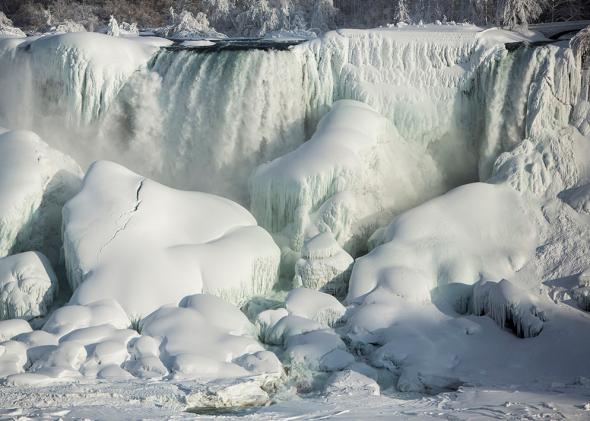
[96,178,144,261]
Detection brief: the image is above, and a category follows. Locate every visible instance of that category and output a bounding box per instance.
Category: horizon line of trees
[1,0,589,36]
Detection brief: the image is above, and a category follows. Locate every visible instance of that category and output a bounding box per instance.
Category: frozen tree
[498,0,547,29]
[106,15,120,37]
[395,0,411,23]
[571,25,590,69]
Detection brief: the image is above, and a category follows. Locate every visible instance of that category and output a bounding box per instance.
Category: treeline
[1,0,589,36]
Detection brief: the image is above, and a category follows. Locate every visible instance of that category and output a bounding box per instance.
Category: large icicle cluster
[63,161,281,317]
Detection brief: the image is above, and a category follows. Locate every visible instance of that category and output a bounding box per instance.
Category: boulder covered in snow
[64,160,280,317]
[0,129,83,265]
[294,232,353,295]
[347,182,537,303]
[0,252,58,320]
[140,295,282,381]
[285,288,345,328]
[324,369,380,397]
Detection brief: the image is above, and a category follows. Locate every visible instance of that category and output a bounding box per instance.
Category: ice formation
[0,23,587,410]
[346,182,537,303]
[64,161,280,317]
[293,232,353,295]
[0,252,58,320]
[0,129,82,265]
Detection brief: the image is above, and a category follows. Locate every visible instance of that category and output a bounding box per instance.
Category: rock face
[0,129,82,265]
[0,252,58,320]
[64,161,280,317]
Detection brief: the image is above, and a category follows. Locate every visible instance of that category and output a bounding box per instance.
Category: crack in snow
[97,178,145,260]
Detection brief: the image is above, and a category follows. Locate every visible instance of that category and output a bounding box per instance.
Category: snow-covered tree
[498,0,547,29]
[571,25,590,69]
[106,15,120,36]
[395,0,411,23]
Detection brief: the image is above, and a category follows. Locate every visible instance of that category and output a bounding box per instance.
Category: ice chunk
[64,161,280,317]
[294,232,353,295]
[285,288,345,328]
[472,279,544,338]
[43,300,130,338]
[324,370,380,397]
[0,252,58,320]
[0,130,82,265]
[347,183,536,303]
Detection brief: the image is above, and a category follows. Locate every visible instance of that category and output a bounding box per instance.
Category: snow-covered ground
[0,22,588,419]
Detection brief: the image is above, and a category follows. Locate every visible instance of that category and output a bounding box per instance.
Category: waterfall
[0,31,583,210]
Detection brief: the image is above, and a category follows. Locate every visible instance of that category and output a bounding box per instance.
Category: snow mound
[0,319,31,342]
[64,161,280,317]
[294,232,353,295]
[42,300,130,338]
[285,288,345,328]
[251,100,445,259]
[140,297,282,381]
[0,130,82,265]
[347,183,537,303]
[0,252,58,320]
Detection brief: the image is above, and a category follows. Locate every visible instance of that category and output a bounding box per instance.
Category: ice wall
[0,29,584,211]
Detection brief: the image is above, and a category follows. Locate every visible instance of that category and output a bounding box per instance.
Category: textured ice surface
[64,161,280,317]
[0,129,82,265]
[0,252,58,320]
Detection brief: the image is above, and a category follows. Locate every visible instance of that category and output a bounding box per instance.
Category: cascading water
[0,30,583,213]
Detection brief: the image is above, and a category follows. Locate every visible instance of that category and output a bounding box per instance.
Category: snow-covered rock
[294,232,353,295]
[0,319,31,342]
[140,297,282,380]
[285,288,345,328]
[0,130,82,265]
[42,300,130,339]
[347,182,537,303]
[0,252,58,320]
[64,161,280,317]
[324,369,380,397]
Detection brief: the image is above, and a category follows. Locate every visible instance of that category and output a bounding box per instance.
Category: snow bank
[0,252,58,320]
[0,129,82,265]
[64,161,280,317]
[347,182,537,303]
